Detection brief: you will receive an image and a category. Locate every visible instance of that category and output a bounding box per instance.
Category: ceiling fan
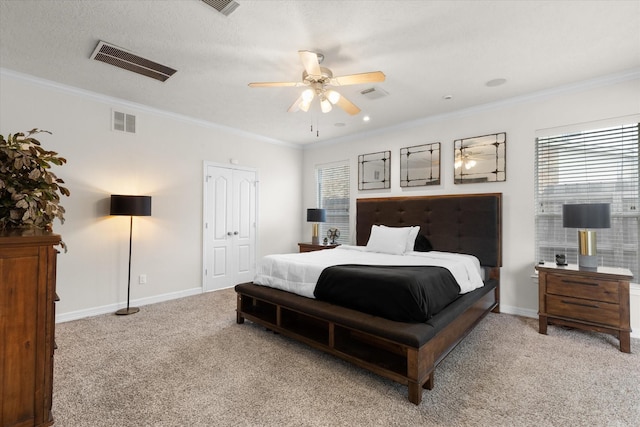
[248,50,385,115]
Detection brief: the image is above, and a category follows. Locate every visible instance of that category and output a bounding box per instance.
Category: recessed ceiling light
[363,116,370,122]
[443,95,453,100]
[486,78,507,87]
[334,122,346,127]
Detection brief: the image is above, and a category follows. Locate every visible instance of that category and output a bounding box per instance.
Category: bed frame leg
[236,294,245,324]
[424,372,434,390]
[408,382,422,405]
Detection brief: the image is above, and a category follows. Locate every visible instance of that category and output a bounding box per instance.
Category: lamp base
[116,307,140,315]
[577,230,598,270]
[578,254,598,270]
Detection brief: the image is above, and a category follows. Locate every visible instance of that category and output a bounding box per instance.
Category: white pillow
[405,226,420,252]
[379,225,420,253]
[366,225,411,255]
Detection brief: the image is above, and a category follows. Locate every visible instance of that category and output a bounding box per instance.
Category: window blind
[535,123,639,281]
[316,161,350,244]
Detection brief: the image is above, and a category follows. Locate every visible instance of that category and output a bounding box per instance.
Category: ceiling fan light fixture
[320,97,332,113]
[326,90,341,104]
[299,100,312,112]
[302,88,314,102]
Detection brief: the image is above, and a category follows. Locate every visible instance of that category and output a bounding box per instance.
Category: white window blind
[316,161,350,244]
[535,123,639,281]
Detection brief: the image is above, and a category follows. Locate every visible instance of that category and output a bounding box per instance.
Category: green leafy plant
[0,129,70,230]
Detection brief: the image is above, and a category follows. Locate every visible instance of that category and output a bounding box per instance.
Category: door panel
[204,165,256,291]
[232,170,256,284]
[212,247,227,277]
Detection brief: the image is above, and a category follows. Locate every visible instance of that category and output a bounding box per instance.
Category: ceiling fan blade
[287,94,304,112]
[330,71,385,86]
[334,94,361,115]
[299,50,322,78]
[248,81,302,88]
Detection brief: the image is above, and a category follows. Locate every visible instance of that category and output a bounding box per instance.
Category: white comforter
[253,245,485,299]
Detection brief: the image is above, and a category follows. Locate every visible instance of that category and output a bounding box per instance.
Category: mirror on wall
[400,143,441,187]
[358,150,391,190]
[454,132,506,184]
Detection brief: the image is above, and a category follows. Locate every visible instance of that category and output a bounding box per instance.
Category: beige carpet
[52,288,640,426]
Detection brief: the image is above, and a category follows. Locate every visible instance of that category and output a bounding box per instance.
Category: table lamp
[562,203,610,270]
[306,208,326,245]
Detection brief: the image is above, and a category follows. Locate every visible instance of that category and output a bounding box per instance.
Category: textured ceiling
[1,0,639,146]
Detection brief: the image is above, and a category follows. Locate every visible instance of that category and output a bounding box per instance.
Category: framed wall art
[400,142,441,187]
[454,132,506,184]
[358,150,391,190]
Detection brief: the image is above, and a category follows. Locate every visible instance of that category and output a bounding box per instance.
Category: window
[316,161,350,244]
[535,123,639,281]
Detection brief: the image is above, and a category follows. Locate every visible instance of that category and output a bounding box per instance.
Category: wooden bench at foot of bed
[235,277,499,405]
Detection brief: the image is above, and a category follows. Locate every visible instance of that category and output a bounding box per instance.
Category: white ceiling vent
[90,41,177,82]
[360,87,389,100]
[201,0,240,16]
[112,111,136,134]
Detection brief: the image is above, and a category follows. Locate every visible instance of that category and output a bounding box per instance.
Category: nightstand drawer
[546,294,620,327]
[546,274,619,303]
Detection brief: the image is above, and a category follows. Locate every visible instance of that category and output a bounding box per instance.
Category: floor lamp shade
[307,208,326,245]
[110,195,152,216]
[562,203,610,269]
[110,195,152,315]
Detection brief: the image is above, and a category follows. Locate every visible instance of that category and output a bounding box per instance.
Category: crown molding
[305,68,640,150]
[0,67,301,150]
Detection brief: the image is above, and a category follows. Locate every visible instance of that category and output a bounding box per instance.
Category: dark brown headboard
[356,193,502,267]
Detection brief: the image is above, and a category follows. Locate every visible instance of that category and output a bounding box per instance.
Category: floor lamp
[110,194,152,315]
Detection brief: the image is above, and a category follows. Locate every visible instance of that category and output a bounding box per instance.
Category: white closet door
[204,165,256,291]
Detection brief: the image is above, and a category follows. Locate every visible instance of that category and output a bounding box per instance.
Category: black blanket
[313,265,461,323]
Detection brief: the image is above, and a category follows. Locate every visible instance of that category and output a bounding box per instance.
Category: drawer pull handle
[561,280,599,287]
[561,299,599,309]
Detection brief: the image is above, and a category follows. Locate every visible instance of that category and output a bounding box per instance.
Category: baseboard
[56,287,203,323]
[499,304,538,319]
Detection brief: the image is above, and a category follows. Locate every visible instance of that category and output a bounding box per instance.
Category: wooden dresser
[535,262,633,353]
[1,230,60,427]
[297,242,339,253]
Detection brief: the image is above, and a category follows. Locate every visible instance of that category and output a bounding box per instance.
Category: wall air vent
[113,110,136,134]
[201,0,240,16]
[90,41,177,82]
[360,87,389,100]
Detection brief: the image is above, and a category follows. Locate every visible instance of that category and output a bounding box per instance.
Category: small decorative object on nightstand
[327,227,340,245]
[535,262,633,353]
[298,242,339,253]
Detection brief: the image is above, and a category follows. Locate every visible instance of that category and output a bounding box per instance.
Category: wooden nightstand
[535,262,633,353]
[298,242,339,253]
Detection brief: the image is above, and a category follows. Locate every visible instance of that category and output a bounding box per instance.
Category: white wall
[301,76,640,335]
[0,71,303,320]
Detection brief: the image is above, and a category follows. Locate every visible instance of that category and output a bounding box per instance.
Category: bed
[235,193,502,404]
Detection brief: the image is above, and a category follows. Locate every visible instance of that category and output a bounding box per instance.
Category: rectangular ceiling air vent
[113,110,136,134]
[90,41,177,82]
[201,0,240,16]
[360,87,389,100]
